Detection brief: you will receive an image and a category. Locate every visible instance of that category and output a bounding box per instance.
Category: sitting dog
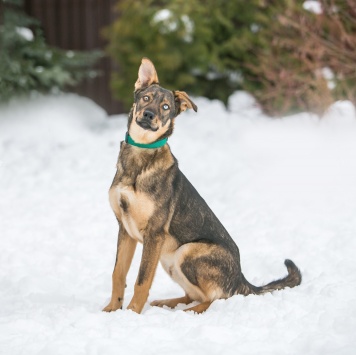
[103,58,301,314]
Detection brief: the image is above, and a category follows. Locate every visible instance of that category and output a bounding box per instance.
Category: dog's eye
[143,96,149,102]
[162,104,170,110]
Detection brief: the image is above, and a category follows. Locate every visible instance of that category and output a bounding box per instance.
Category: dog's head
[128,58,197,144]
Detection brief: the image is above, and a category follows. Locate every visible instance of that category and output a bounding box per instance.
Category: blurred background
[0,0,355,116]
[1,3,356,352]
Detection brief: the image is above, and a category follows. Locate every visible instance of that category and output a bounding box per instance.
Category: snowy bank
[1,93,356,355]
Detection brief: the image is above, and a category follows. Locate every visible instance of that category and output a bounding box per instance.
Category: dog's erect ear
[135,58,159,91]
[174,91,198,114]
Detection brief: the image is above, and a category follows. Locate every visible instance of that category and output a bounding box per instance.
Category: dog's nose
[143,110,155,120]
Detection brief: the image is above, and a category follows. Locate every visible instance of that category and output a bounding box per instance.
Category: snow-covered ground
[1,92,356,355]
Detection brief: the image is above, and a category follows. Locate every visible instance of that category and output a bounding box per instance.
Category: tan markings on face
[129,104,171,144]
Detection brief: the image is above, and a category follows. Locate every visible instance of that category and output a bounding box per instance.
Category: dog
[103,58,301,314]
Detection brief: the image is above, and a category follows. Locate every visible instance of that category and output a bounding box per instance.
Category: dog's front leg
[127,234,164,314]
[103,225,137,312]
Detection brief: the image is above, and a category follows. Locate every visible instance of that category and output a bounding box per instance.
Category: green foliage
[106,0,270,109]
[105,0,206,108]
[0,0,102,102]
[107,0,356,115]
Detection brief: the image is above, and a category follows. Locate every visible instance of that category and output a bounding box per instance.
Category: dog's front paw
[126,300,144,314]
[102,299,123,312]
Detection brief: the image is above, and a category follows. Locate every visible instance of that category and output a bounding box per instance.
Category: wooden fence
[24,0,125,114]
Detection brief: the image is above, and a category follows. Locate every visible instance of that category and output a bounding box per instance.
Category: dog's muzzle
[143,110,155,120]
[137,110,158,131]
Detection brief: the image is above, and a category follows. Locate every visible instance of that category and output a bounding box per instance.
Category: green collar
[125,132,168,149]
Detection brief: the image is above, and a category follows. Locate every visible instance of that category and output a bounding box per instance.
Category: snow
[303,1,322,14]
[152,9,179,33]
[152,9,194,42]
[318,67,336,90]
[15,27,34,41]
[1,92,356,354]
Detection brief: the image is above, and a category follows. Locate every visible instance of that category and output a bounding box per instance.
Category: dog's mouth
[136,119,159,132]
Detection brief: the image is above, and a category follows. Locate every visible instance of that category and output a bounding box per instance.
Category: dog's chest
[109,183,155,243]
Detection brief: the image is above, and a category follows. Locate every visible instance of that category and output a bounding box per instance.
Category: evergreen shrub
[107,0,356,116]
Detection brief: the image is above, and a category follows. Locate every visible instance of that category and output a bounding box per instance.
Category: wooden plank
[71,0,82,50]
[23,0,125,114]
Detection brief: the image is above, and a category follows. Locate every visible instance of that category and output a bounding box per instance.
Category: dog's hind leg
[150,294,192,309]
[162,243,238,314]
[184,301,212,314]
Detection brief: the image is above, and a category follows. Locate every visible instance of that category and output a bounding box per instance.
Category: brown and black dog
[103,58,301,314]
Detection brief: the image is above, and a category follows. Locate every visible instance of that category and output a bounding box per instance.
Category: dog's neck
[125,132,168,149]
[117,138,175,185]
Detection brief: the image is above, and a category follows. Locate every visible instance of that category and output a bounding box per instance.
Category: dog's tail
[237,259,302,296]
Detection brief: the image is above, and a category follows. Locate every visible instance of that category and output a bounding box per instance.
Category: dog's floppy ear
[174,91,198,114]
[135,58,159,91]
